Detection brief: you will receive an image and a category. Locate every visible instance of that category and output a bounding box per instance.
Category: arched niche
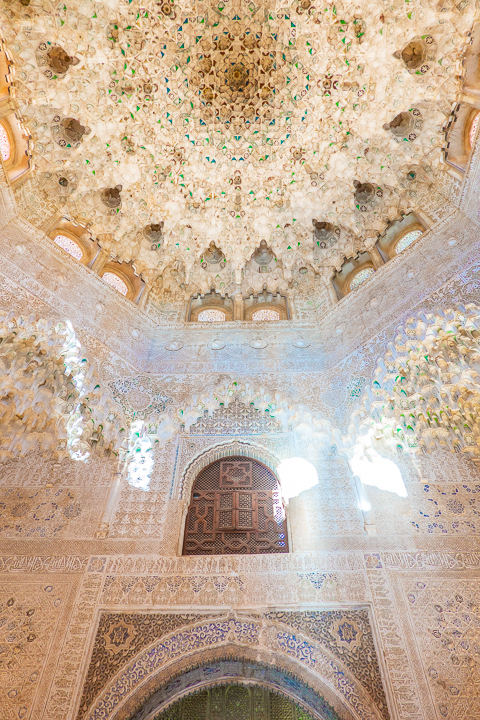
[444,102,480,175]
[47,218,101,266]
[127,664,339,720]
[189,290,234,321]
[375,213,426,260]
[441,21,480,175]
[100,260,146,303]
[244,287,290,320]
[89,653,353,720]
[332,251,375,299]
[176,440,289,555]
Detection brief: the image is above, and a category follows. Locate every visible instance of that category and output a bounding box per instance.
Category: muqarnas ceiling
[1,0,474,297]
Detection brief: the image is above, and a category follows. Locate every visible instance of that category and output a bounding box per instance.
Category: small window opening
[197,308,226,322]
[395,229,422,254]
[53,234,83,260]
[350,267,374,290]
[251,308,280,321]
[102,271,128,296]
[0,122,11,162]
[470,112,480,148]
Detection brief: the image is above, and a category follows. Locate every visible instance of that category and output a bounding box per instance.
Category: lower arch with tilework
[77,611,389,720]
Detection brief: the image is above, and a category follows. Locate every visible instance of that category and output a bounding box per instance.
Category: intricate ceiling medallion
[110,10,311,149]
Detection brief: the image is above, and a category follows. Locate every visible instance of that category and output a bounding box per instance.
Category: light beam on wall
[350,443,407,498]
[64,320,90,461]
[127,421,154,491]
[277,457,318,502]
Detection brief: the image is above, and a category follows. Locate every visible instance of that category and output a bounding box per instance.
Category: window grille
[53,234,83,260]
[198,308,226,322]
[183,456,288,555]
[102,271,128,296]
[395,229,422,254]
[226,686,250,720]
[0,123,10,162]
[470,113,480,147]
[251,308,280,321]
[350,267,374,290]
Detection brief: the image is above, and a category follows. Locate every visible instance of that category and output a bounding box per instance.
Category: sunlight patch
[277,457,318,502]
[350,443,407,498]
[127,421,154,491]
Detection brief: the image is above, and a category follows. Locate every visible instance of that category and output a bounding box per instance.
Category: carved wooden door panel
[214,491,257,530]
[183,457,288,556]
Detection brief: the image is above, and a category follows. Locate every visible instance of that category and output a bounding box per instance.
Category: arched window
[197,308,226,322]
[101,271,129,296]
[470,112,480,148]
[0,122,11,162]
[189,290,234,321]
[53,233,84,261]
[0,114,30,183]
[350,267,374,290]
[394,229,422,254]
[251,308,280,321]
[183,456,288,555]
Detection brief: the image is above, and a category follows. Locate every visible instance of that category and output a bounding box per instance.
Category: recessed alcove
[100,260,146,303]
[376,213,426,260]
[188,290,234,321]
[244,288,290,320]
[332,251,375,298]
[47,218,102,266]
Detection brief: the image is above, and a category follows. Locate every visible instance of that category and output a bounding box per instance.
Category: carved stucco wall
[2,129,480,720]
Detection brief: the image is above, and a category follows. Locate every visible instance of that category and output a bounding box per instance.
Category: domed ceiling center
[116,10,308,147]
